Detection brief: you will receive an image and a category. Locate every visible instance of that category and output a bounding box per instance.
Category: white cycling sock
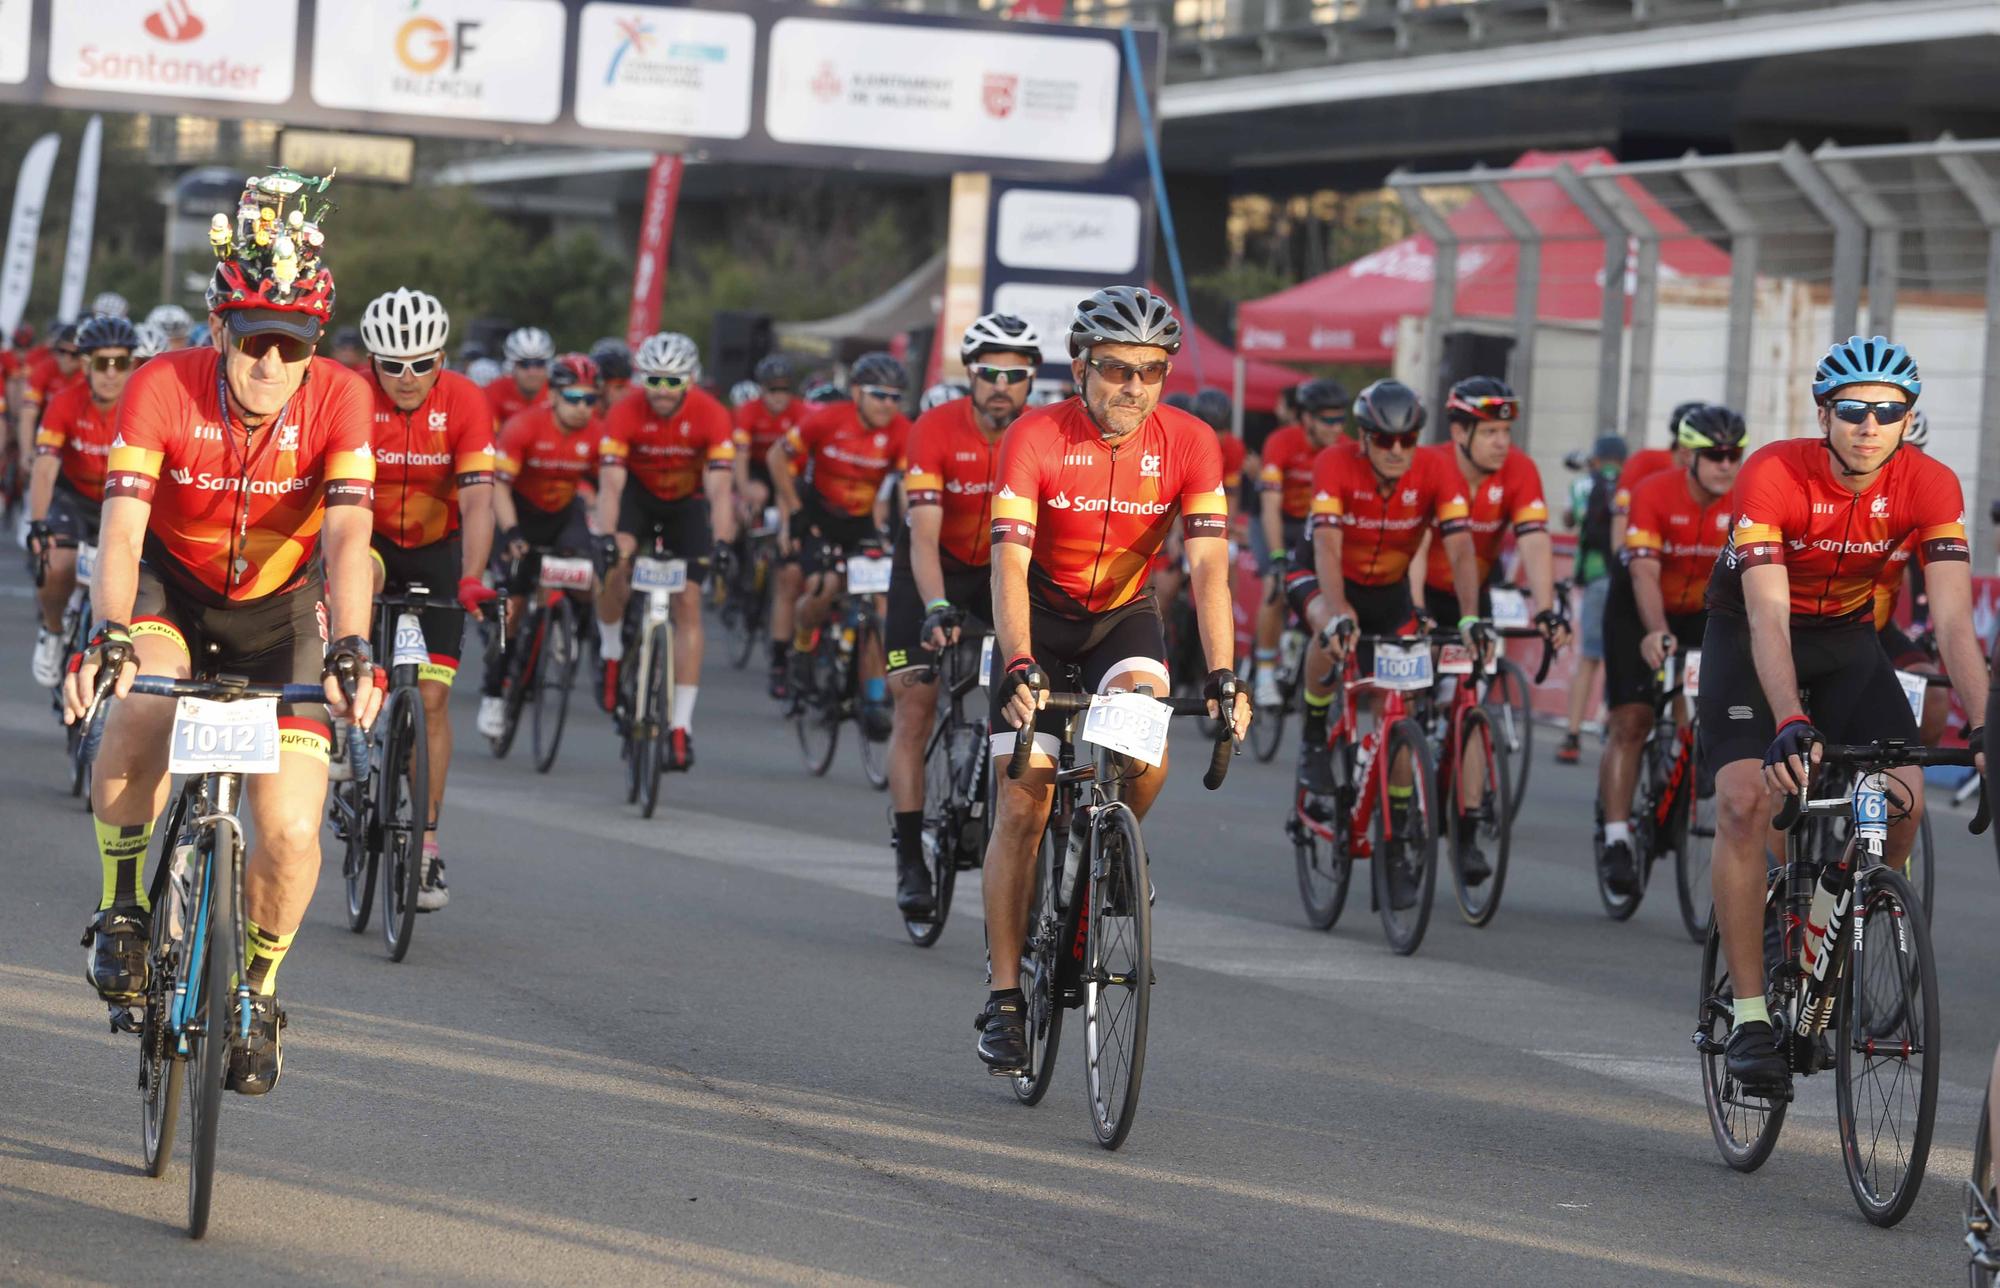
[1603,820,1631,847]
[597,617,624,662]
[671,686,697,733]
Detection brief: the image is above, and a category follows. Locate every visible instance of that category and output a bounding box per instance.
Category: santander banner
[625,155,683,350]
[48,0,297,104]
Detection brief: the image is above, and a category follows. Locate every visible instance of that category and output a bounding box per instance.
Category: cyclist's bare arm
[1516,528,1558,618]
[1743,563,1802,726]
[1630,557,1670,639]
[458,481,495,583]
[26,452,57,524]
[908,505,948,611]
[705,461,739,545]
[1259,490,1284,561]
[63,494,149,715]
[1311,524,1352,625]
[989,542,1040,729]
[1187,534,1249,738]
[322,503,385,726]
[766,440,802,514]
[1922,559,1990,744]
[594,462,627,538]
[491,479,522,544]
[1442,529,1481,620]
[1406,527,1431,606]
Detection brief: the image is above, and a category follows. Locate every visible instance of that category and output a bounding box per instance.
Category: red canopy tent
[1235,148,1732,365]
[1158,285,1303,411]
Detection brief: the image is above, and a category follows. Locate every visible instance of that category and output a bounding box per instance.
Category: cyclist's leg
[885,551,937,818]
[1282,543,1337,749]
[667,498,715,735]
[1564,574,1609,755]
[599,482,645,668]
[37,488,91,633]
[1597,579,1653,830]
[90,599,193,909]
[1080,598,1174,821]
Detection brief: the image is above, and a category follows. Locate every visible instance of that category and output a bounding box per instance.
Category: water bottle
[165,840,194,942]
[1059,804,1095,903]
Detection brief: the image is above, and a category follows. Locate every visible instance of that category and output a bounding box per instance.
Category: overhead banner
[48,0,297,103]
[0,134,60,338]
[625,154,684,349]
[574,4,756,139]
[311,0,567,125]
[57,115,104,324]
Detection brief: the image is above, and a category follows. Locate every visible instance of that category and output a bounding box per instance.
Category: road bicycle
[1694,739,1981,1227]
[1002,674,1235,1149]
[487,548,594,773]
[717,507,778,671]
[793,538,892,790]
[906,624,991,947]
[1592,645,1712,938]
[44,538,105,800]
[1248,581,1307,765]
[617,536,690,817]
[89,669,327,1239]
[330,585,458,961]
[1483,582,1557,825]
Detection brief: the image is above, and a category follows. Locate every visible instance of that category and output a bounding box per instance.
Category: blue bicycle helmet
[1811,335,1920,403]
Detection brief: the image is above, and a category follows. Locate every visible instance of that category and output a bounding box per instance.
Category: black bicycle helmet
[754,352,796,387]
[849,351,907,390]
[1163,392,1196,412]
[76,315,139,351]
[1191,389,1232,433]
[595,349,632,383]
[1295,378,1351,415]
[1667,400,1707,440]
[1067,285,1182,357]
[1352,379,1427,437]
[1676,403,1747,451]
[1445,374,1519,423]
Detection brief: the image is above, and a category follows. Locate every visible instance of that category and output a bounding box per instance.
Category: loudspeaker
[1435,331,1513,437]
[711,310,773,387]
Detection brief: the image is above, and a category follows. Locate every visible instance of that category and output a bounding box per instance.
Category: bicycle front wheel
[1083,801,1150,1149]
[1486,658,1533,825]
[140,828,188,1178]
[909,718,960,947]
[639,626,672,818]
[380,690,429,963]
[339,770,375,933]
[1448,705,1512,927]
[1970,1090,1997,1288]
[531,603,578,774]
[794,643,842,776]
[1372,719,1439,956]
[185,830,231,1238]
[1012,825,1065,1106]
[1836,866,1940,1227]
[490,612,535,759]
[1675,744,1717,944]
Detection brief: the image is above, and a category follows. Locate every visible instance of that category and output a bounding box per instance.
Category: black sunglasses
[1085,356,1169,386]
[55,347,81,359]
[374,354,441,378]
[230,332,315,364]
[1309,408,1348,423]
[513,358,548,370]
[970,364,1033,387]
[1829,398,1912,425]
[557,388,601,406]
[1697,446,1744,464]
[1367,430,1420,452]
[89,354,134,373]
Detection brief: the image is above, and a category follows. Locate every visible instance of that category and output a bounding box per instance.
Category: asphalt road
[2,559,1996,1286]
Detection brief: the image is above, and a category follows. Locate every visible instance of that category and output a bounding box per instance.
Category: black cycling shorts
[44,481,101,545]
[1423,582,1492,630]
[1601,575,1704,709]
[1877,622,1930,670]
[371,534,465,685]
[132,565,332,757]
[990,595,1168,763]
[1695,611,1918,768]
[790,490,878,578]
[886,543,991,677]
[617,481,712,587]
[510,498,594,595]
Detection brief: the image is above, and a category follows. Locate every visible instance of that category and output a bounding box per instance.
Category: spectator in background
[1557,433,1627,764]
[330,326,369,374]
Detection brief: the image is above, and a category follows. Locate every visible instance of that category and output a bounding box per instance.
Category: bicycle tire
[185,827,231,1239]
[339,769,375,934]
[1696,910,1787,1172]
[1292,733,1353,930]
[1084,800,1151,1149]
[379,690,428,963]
[1372,719,1439,956]
[795,641,842,776]
[1907,808,1935,918]
[1012,826,1065,1106]
[639,626,671,818]
[531,603,577,774]
[1836,867,1939,1227]
[1448,704,1512,927]
[1486,658,1533,826]
[1970,1090,1996,1288]
[908,716,959,947]
[139,825,188,1178]
[490,609,535,759]
[1675,742,1716,944]
[856,615,890,791]
[1250,693,1286,763]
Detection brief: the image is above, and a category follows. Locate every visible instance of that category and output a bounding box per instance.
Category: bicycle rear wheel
[1250,692,1287,763]
[185,830,231,1238]
[1486,658,1533,825]
[1448,705,1512,927]
[1012,826,1065,1106]
[856,617,890,791]
[1084,801,1150,1149]
[490,612,535,759]
[795,643,842,776]
[531,603,578,774]
[1695,905,1787,1172]
[1675,744,1717,944]
[1836,867,1939,1227]
[639,626,672,818]
[339,768,375,933]
[1372,719,1439,956]
[380,690,429,963]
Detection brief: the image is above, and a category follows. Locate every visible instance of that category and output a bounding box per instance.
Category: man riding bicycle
[486,327,554,425]
[884,313,1040,921]
[1252,378,1346,710]
[357,287,498,910]
[27,316,137,687]
[63,174,382,1096]
[734,353,804,522]
[1701,336,1987,1097]
[1611,400,1702,554]
[14,322,83,467]
[594,331,739,770]
[975,286,1250,1072]
[1594,404,1743,896]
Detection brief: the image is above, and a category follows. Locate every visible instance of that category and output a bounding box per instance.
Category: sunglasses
[1310,409,1348,423]
[1696,446,1744,464]
[858,385,904,401]
[763,384,793,394]
[1367,431,1421,452]
[374,354,441,378]
[1829,398,1912,425]
[643,374,690,391]
[557,389,601,406]
[970,365,1033,387]
[89,354,133,373]
[229,331,315,363]
[1085,357,1170,386]
[55,347,81,359]
[513,358,548,370]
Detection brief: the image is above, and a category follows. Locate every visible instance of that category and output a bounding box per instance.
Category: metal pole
[1469,168,1541,447]
[1777,142,1866,342]
[1681,161,1761,412]
[1586,172,1664,451]
[1389,173,1460,421]
[1938,151,2000,571]
[1552,166,1629,441]
[1815,147,1902,335]
[1120,28,1202,386]
[1231,350,1246,437]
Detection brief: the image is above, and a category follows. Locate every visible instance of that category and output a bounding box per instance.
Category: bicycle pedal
[107,1005,142,1035]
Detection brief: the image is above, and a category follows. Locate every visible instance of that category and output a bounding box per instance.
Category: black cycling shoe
[225,995,287,1096]
[1299,743,1337,796]
[1723,1020,1790,1097]
[975,993,1028,1072]
[1456,817,1492,886]
[1599,838,1639,897]
[895,855,936,920]
[766,658,790,702]
[81,907,149,1003]
[786,650,816,701]
[860,700,894,742]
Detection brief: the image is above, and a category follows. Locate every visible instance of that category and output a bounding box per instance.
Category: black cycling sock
[770,640,789,666]
[893,810,924,867]
[1302,707,1327,745]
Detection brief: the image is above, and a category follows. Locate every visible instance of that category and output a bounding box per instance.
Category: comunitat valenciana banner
[0,135,60,338]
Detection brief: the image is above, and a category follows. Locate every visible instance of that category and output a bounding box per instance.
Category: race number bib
[75,542,98,588]
[169,697,281,776]
[1894,670,1927,723]
[1682,649,1702,700]
[1490,587,1531,631]
[845,555,892,595]
[633,557,687,593]
[392,612,428,669]
[1080,691,1173,768]
[538,556,594,591]
[1436,643,1474,676]
[1372,641,1434,691]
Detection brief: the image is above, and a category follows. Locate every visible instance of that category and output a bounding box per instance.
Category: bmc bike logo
[145,0,204,43]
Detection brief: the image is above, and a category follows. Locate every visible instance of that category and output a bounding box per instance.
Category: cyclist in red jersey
[62,173,382,1095]
[27,317,137,687]
[767,350,908,725]
[14,323,84,466]
[883,314,1039,920]
[1699,337,1987,1097]
[593,332,739,768]
[733,352,805,522]
[1868,415,1951,745]
[1594,405,1742,896]
[1251,378,1346,709]
[1610,399,1702,553]
[487,327,555,426]
[357,288,497,908]
[975,286,1249,1072]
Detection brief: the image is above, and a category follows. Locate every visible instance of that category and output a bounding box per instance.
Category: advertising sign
[48,0,297,103]
[625,155,684,349]
[995,189,1141,275]
[765,16,1120,164]
[575,3,754,139]
[311,0,566,124]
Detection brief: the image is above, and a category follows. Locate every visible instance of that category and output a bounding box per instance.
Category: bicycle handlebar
[125,675,329,703]
[1771,739,1988,834]
[1005,690,1234,790]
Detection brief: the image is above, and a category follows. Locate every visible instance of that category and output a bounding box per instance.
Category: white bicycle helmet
[144,303,194,339]
[359,288,451,360]
[502,326,555,364]
[90,290,130,319]
[960,313,1043,366]
[635,331,702,380]
[131,321,168,361]
[465,356,503,387]
[729,379,761,408]
[920,381,968,413]
[1905,407,1929,448]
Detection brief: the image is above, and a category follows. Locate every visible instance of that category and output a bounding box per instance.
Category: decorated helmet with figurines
[203,168,339,331]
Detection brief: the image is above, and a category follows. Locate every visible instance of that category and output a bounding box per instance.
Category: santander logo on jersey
[170,469,315,496]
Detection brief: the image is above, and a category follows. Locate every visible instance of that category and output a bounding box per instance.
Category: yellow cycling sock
[1387,784,1413,802]
[1303,689,1334,711]
[243,921,295,997]
[1733,994,1770,1029]
[95,817,154,912]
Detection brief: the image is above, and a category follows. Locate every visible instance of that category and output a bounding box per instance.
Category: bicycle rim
[1083,805,1149,1148]
[794,645,841,776]
[340,773,375,933]
[381,693,428,963]
[1696,912,1786,1171]
[532,606,576,773]
[186,834,230,1238]
[908,718,957,947]
[1676,751,1717,944]
[140,859,186,1178]
[857,617,889,791]
[1836,868,1939,1226]
[640,628,670,818]
[1373,720,1438,956]
[1012,828,1065,1105]
[1489,659,1533,825]
[1449,706,1511,927]
[1292,780,1350,931]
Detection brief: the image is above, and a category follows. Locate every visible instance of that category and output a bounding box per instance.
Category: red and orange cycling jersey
[494,404,597,514]
[785,401,908,519]
[105,348,375,603]
[34,381,119,502]
[733,397,807,466]
[1613,446,1676,516]
[1712,437,1967,623]
[1308,444,1469,587]
[1872,533,1918,631]
[902,397,1000,569]
[1421,444,1548,592]
[1257,425,1322,521]
[1216,432,1246,491]
[598,385,735,502]
[1621,468,1733,616]
[24,352,83,407]
[484,376,543,428]
[369,369,496,549]
[991,399,1226,617]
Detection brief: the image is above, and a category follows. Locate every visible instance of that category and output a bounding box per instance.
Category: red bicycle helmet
[548,352,601,390]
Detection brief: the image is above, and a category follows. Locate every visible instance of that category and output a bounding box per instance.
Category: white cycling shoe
[31,628,64,688]
[417,851,449,911]
[1253,668,1283,709]
[476,695,507,739]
